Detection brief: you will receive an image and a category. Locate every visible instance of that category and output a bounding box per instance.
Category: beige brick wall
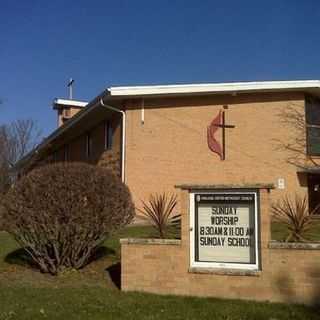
[33,91,309,213]
[121,188,320,305]
[124,92,307,213]
[57,106,83,127]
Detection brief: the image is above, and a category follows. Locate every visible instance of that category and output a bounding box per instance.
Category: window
[104,120,113,150]
[306,97,320,156]
[308,174,320,214]
[53,151,58,162]
[64,145,69,161]
[86,132,92,158]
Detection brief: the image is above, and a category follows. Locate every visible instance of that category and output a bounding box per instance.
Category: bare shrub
[271,194,317,242]
[138,193,180,239]
[2,162,134,274]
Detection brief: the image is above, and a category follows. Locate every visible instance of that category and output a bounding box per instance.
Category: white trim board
[109,80,320,97]
[53,98,88,108]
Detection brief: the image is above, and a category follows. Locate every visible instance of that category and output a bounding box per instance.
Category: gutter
[100,98,126,183]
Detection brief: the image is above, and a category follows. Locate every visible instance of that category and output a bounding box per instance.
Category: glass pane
[107,122,113,149]
[308,127,320,155]
[195,193,256,265]
[306,97,320,125]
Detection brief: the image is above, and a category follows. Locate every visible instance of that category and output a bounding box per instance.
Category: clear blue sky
[1,0,320,136]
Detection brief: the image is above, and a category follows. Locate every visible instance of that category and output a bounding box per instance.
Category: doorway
[308,174,320,214]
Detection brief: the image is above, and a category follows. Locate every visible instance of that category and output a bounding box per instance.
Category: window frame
[64,144,69,161]
[104,120,113,150]
[189,190,260,271]
[306,97,320,156]
[306,125,320,156]
[52,150,58,162]
[86,132,92,158]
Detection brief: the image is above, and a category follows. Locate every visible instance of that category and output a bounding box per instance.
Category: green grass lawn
[0,226,319,319]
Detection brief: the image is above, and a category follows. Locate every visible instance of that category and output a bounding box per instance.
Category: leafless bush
[1,162,134,274]
[271,194,317,242]
[137,193,180,238]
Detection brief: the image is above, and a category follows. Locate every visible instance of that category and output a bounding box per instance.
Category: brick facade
[125,92,308,213]
[121,187,320,305]
[34,91,312,216]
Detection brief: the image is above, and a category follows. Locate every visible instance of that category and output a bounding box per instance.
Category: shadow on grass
[87,246,116,264]
[106,262,121,289]
[5,246,116,270]
[5,248,38,269]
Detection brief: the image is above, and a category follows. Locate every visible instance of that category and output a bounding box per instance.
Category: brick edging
[268,241,320,250]
[175,183,275,190]
[120,238,181,245]
[189,267,261,277]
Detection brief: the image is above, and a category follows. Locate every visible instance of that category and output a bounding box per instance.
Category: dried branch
[0,119,42,194]
[275,101,320,168]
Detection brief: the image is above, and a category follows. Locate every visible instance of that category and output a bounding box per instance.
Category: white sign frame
[190,190,259,271]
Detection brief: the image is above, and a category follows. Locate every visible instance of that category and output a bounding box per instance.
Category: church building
[15,80,320,304]
[16,80,320,216]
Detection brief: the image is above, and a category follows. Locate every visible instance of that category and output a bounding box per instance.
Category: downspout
[100,99,126,183]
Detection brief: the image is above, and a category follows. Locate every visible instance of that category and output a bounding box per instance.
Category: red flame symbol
[207,111,223,160]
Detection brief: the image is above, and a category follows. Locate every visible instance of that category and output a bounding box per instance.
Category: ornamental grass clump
[2,162,134,275]
[271,194,317,242]
[138,193,180,239]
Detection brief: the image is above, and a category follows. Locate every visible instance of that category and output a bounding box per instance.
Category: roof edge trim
[108,80,320,97]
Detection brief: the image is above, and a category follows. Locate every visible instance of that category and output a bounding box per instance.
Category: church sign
[190,191,259,270]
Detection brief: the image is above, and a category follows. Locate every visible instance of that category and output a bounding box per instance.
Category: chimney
[53,99,87,127]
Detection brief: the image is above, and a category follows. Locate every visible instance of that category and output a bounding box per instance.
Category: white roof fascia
[53,98,88,107]
[108,80,320,97]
